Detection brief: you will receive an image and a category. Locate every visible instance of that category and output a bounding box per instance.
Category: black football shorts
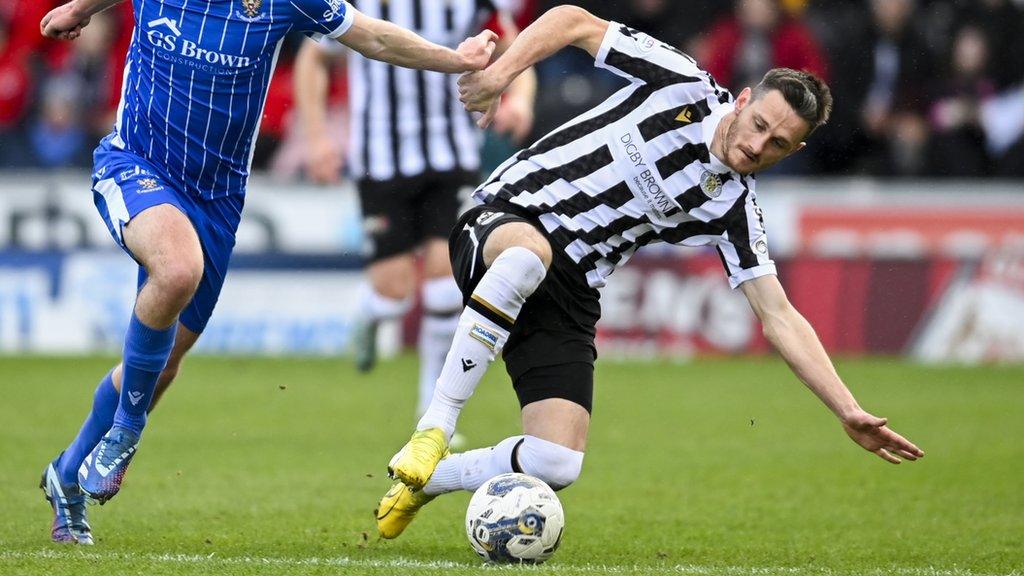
[449,202,602,413]
[357,170,474,261]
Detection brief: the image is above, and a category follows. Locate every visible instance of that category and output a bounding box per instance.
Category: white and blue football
[465,473,565,564]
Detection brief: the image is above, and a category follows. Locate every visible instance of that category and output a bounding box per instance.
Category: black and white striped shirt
[318,0,511,181]
[474,22,776,289]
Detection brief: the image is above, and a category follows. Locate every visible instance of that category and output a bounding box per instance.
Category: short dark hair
[752,68,832,136]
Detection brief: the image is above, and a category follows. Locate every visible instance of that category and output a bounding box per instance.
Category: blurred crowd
[2,0,1023,177]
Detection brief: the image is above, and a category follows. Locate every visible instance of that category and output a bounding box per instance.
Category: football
[465,473,565,564]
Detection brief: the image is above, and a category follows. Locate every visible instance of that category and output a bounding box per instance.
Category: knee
[368,257,416,301]
[521,237,553,270]
[483,223,553,270]
[151,258,204,304]
[373,280,413,301]
[517,435,584,491]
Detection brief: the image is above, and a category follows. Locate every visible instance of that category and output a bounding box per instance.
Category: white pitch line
[0,550,1019,576]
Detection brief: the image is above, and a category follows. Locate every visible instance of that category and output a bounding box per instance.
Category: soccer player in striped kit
[293,0,536,436]
[375,5,924,538]
[38,0,497,544]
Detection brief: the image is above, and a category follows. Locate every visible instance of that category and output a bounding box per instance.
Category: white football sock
[424,436,523,495]
[417,277,463,418]
[357,282,412,322]
[423,435,585,495]
[416,247,547,438]
[515,435,584,490]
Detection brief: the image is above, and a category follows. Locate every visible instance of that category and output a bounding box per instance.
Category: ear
[734,87,753,111]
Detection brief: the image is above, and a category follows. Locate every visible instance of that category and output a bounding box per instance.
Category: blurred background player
[37,0,497,545]
[292,0,536,433]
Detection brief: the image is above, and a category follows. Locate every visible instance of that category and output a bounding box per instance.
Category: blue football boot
[78,427,140,504]
[40,456,93,544]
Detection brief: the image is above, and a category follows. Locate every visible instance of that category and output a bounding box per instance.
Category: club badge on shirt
[237,0,265,21]
[700,169,723,199]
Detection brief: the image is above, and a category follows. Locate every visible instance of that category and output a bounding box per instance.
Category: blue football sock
[58,371,119,485]
[112,313,176,434]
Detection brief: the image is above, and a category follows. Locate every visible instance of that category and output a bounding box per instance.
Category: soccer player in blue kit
[38,0,497,544]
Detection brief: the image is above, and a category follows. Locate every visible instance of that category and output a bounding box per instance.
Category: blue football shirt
[105,0,354,199]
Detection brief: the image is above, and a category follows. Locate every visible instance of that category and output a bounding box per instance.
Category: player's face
[722,88,809,175]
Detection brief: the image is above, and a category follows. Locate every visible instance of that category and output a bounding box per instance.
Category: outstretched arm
[338,10,497,74]
[458,5,608,127]
[740,275,925,464]
[40,0,124,40]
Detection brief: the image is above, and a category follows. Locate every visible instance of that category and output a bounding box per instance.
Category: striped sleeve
[715,188,776,289]
[292,0,356,40]
[594,22,705,87]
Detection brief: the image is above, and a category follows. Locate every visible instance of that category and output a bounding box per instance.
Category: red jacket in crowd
[702,15,829,89]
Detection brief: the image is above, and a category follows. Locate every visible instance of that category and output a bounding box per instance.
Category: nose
[749,134,769,156]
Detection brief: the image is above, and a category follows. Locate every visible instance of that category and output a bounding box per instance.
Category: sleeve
[315,33,348,56]
[594,21,706,87]
[292,0,357,41]
[715,192,777,289]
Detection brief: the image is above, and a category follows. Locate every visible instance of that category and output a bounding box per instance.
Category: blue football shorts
[91,142,243,334]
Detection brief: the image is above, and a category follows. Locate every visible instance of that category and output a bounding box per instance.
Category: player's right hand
[455,30,498,73]
[457,66,506,129]
[841,409,924,464]
[305,135,343,185]
[40,3,91,41]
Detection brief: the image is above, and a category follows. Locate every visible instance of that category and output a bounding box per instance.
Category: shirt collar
[703,101,736,175]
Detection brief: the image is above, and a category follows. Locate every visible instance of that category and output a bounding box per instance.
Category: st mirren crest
[699,169,723,199]
[237,0,265,21]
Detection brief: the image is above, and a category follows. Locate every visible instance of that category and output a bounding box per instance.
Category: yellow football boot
[375,481,435,539]
[387,428,449,489]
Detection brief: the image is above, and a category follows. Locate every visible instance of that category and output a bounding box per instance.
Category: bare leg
[367,253,418,301]
[76,204,204,501]
[353,253,417,371]
[522,398,589,452]
[124,205,204,330]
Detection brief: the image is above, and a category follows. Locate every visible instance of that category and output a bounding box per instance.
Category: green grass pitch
[0,355,1021,575]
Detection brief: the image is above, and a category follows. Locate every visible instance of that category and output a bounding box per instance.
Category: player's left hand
[41,2,91,41]
[841,409,924,464]
[490,94,534,142]
[455,30,498,72]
